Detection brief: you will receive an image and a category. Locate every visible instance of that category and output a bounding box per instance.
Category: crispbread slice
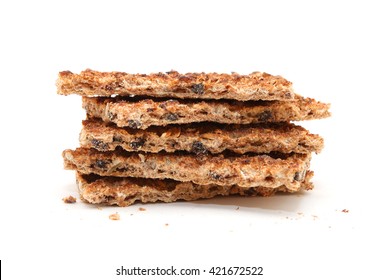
[82,96,330,129]
[80,119,324,155]
[77,171,314,207]
[57,69,294,101]
[63,148,311,191]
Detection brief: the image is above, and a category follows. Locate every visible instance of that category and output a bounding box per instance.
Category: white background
[0,0,376,279]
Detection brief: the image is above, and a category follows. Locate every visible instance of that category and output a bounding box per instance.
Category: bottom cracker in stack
[76,171,314,207]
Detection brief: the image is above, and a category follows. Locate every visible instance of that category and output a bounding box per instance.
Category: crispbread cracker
[57,69,294,101]
[63,148,311,191]
[77,171,314,206]
[83,96,330,129]
[80,119,324,154]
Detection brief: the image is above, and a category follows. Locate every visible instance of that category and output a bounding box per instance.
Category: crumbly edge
[82,96,331,129]
[57,69,294,101]
[76,171,314,207]
[63,148,312,191]
[80,118,324,154]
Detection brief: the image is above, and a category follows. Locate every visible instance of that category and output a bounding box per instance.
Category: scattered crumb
[236,206,240,210]
[96,206,103,210]
[130,213,134,216]
[165,223,169,226]
[342,209,349,213]
[297,212,303,215]
[139,207,146,211]
[312,215,318,220]
[109,212,120,220]
[62,195,76,204]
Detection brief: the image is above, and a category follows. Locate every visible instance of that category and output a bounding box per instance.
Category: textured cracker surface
[80,119,324,154]
[57,69,294,101]
[63,148,311,191]
[77,171,314,207]
[57,69,330,207]
[83,96,330,129]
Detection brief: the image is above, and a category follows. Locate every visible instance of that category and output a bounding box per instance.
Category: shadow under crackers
[188,192,309,212]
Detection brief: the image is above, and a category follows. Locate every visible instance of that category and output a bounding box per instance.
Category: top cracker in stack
[57,69,330,206]
[57,69,294,100]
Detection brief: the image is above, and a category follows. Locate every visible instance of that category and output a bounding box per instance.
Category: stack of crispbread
[57,69,330,206]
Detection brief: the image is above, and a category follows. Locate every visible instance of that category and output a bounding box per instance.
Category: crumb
[139,207,146,211]
[96,206,103,210]
[130,213,134,216]
[109,213,120,220]
[297,212,303,215]
[62,195,76,204]
[236,207,240,210]
[341,209,349,213]
[312,215,318,220]
[165,223,169,226]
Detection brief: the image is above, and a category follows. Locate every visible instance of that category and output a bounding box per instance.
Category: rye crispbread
[63,148,311,191]
[82,96,330,129]
[77,171,314,207]
[57,69,294,101]
[80,119,324,155]
[57,68,329,207]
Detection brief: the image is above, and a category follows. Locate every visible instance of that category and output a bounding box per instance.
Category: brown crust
[63,148,311,191]
[80,119,324,155]
[57,69,294,101]
[77,171,314,207]
[82,96,330,129]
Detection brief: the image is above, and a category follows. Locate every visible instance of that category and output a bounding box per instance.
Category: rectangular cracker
[63,148,311,191]
[57,69,294,101]
[77,171,314,207]
[80,119,324,155]
[82,96,330,129]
